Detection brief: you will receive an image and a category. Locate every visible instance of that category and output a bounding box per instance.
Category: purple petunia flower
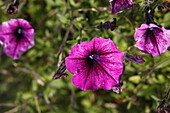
[65,38,124,91]
[109,0,136,14]
[0,19,35,59]
[134,24,170,57]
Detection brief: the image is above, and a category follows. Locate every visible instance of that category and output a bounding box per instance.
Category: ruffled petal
[152,28,169,56]
[4,35,34,59]
[91,37,118,54]
[65,57,86,74]
[68,41,93,59]
[97,61,123,90]
[72,66,100,91]
[17,19,33,29]
[134,24,149,41]
[66,41,94,74]
[0,21,14,35]
[98,52,124,90]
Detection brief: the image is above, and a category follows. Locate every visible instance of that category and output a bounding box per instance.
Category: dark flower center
[146,27,162,37]
[146,28,154,37]
[86,51,100,67]
[14,27,23,39]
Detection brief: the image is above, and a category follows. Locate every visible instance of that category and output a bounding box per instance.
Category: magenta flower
[134,24,170,56]
[0,19,34,59]
[109,0,136,14]
[65,38,124,91]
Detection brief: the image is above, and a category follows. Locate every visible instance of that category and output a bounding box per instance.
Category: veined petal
[4,35,34,59]
[66,57,86,74]
[17,19,33,29]
[72,66,100,91]
[0,21,14,35]
[91,37,117,54]
[68,41,93,59]
[97,61,123,90]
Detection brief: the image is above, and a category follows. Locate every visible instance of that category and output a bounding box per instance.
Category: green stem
[146,57,170,75]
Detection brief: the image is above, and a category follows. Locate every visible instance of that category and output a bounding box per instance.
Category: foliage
[0,0,170,113]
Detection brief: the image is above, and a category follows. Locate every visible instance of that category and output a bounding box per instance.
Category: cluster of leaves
[0,0,170,112]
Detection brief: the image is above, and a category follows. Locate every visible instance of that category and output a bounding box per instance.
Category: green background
[0,0,170,113]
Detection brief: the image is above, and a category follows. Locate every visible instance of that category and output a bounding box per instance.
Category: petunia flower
[0,19,35,59]
[134,24,170,57]
[65,38,124,91]
[109,0,136,14]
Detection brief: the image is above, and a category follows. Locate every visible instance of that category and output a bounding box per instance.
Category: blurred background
[0,0,170,113]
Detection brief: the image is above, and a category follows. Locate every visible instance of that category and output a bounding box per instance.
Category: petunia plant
[0,0,170,113]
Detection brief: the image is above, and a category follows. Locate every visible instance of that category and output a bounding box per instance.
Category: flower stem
[78,28,83,44]
[146,57,170,75]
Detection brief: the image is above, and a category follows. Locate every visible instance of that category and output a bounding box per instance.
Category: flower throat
[14,27,23,39]
[86,51,100,67]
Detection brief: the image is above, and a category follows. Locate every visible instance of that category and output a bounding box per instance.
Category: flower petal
[4,35,34,59]
[91,37,118,54]
[66,41,93,74]
[98,53,124,90]
[72,66,100,91]
[68,41,93,59]
[17,19,33,29]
